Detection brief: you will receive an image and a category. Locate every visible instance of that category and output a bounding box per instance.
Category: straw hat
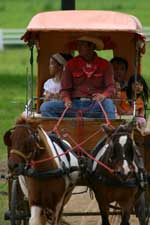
[77,36,104,50]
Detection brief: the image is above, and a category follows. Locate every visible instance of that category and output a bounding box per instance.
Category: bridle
[105,129,135,169]
[10,149,33,162]
[9,124,43,162]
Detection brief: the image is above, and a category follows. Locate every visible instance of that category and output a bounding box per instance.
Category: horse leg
[51,190,70,225]
[51,203,64,225]
[135,192,146,225]
[101,211,110,225]
[95,197,110,225]
[120,213,130,225]
[120,207,131,225]
[29,206,46,225]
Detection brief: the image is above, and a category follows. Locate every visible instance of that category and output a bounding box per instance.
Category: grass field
[1,0,150,27]
[0,1,150,224]
[0,47,37,158]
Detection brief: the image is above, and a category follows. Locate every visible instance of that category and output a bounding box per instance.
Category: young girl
[115,75,149,127]
[43,53,73,101]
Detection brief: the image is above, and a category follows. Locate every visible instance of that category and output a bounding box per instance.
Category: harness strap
[10,149,32,161]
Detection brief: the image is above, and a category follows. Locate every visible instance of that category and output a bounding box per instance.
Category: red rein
[31,101,114,175]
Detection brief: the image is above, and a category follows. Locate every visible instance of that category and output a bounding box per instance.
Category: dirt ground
[63,186,140,225]
[0,161,148,225]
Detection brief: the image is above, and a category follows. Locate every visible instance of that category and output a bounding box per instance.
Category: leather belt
[74,97,91,101]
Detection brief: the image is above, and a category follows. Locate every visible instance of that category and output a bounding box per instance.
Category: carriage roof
[23,10,144,36]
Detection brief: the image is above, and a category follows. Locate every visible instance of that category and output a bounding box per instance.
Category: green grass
[76,0,150,25]
[0,48,37,159]
[1,0,150,27]
[0,48,37,225]
[0,183,9,225]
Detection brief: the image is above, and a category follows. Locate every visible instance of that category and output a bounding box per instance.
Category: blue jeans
[40,99,116,119]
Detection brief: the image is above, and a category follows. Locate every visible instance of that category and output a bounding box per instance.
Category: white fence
[0,29,25,50]
[0,27,150,50]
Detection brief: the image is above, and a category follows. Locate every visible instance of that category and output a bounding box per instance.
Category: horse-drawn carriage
[3,10,150,225]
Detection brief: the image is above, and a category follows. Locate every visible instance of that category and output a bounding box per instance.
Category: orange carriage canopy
[22,10,144,34]
[22,10,146,64]
[22,10,145,43]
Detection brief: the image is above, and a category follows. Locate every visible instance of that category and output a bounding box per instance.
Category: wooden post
[61,0,75,10]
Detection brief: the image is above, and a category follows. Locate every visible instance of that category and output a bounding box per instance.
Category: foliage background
[0,1,150,224]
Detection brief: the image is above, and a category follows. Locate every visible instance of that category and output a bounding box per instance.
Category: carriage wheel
[10,179,29,225]
[135,189,150,225]
[144,190,150,225]
[141,181,150,225]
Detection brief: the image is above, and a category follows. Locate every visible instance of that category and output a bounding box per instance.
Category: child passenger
[110,57,128,90]
[116,75,149,128]
[43,53,73,101]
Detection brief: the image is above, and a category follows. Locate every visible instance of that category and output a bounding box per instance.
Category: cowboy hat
[77,36,104,50]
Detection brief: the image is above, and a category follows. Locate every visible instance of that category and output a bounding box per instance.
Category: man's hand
[92,93,105,101]
[65,100,72,108]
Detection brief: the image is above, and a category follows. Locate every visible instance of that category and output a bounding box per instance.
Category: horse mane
[16,115,42,128]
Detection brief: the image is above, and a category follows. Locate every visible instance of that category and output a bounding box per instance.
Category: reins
[31,126,114,174]
[9,102,115,175]
[64,133,114,174]
[53,100,114,135]
[50,100,115,174]
[97,100,112,127]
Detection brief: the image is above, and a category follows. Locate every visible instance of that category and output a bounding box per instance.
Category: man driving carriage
[40,36,116,119]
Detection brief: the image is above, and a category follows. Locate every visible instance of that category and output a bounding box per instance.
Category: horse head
[4,116,50,175]
[92,120,138,181]
[108,122,137,179]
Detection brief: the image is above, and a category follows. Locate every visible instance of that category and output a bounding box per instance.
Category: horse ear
[101,124,114,135]
[27,118,42,128]
[126,120,135,133]
[3,130,12,146]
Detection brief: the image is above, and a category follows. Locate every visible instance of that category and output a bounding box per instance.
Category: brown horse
[86,122,146,225]
[4,116,79,225]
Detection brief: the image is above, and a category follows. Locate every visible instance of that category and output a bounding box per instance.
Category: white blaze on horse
[4,116,79,225]
[86,121,146,225]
